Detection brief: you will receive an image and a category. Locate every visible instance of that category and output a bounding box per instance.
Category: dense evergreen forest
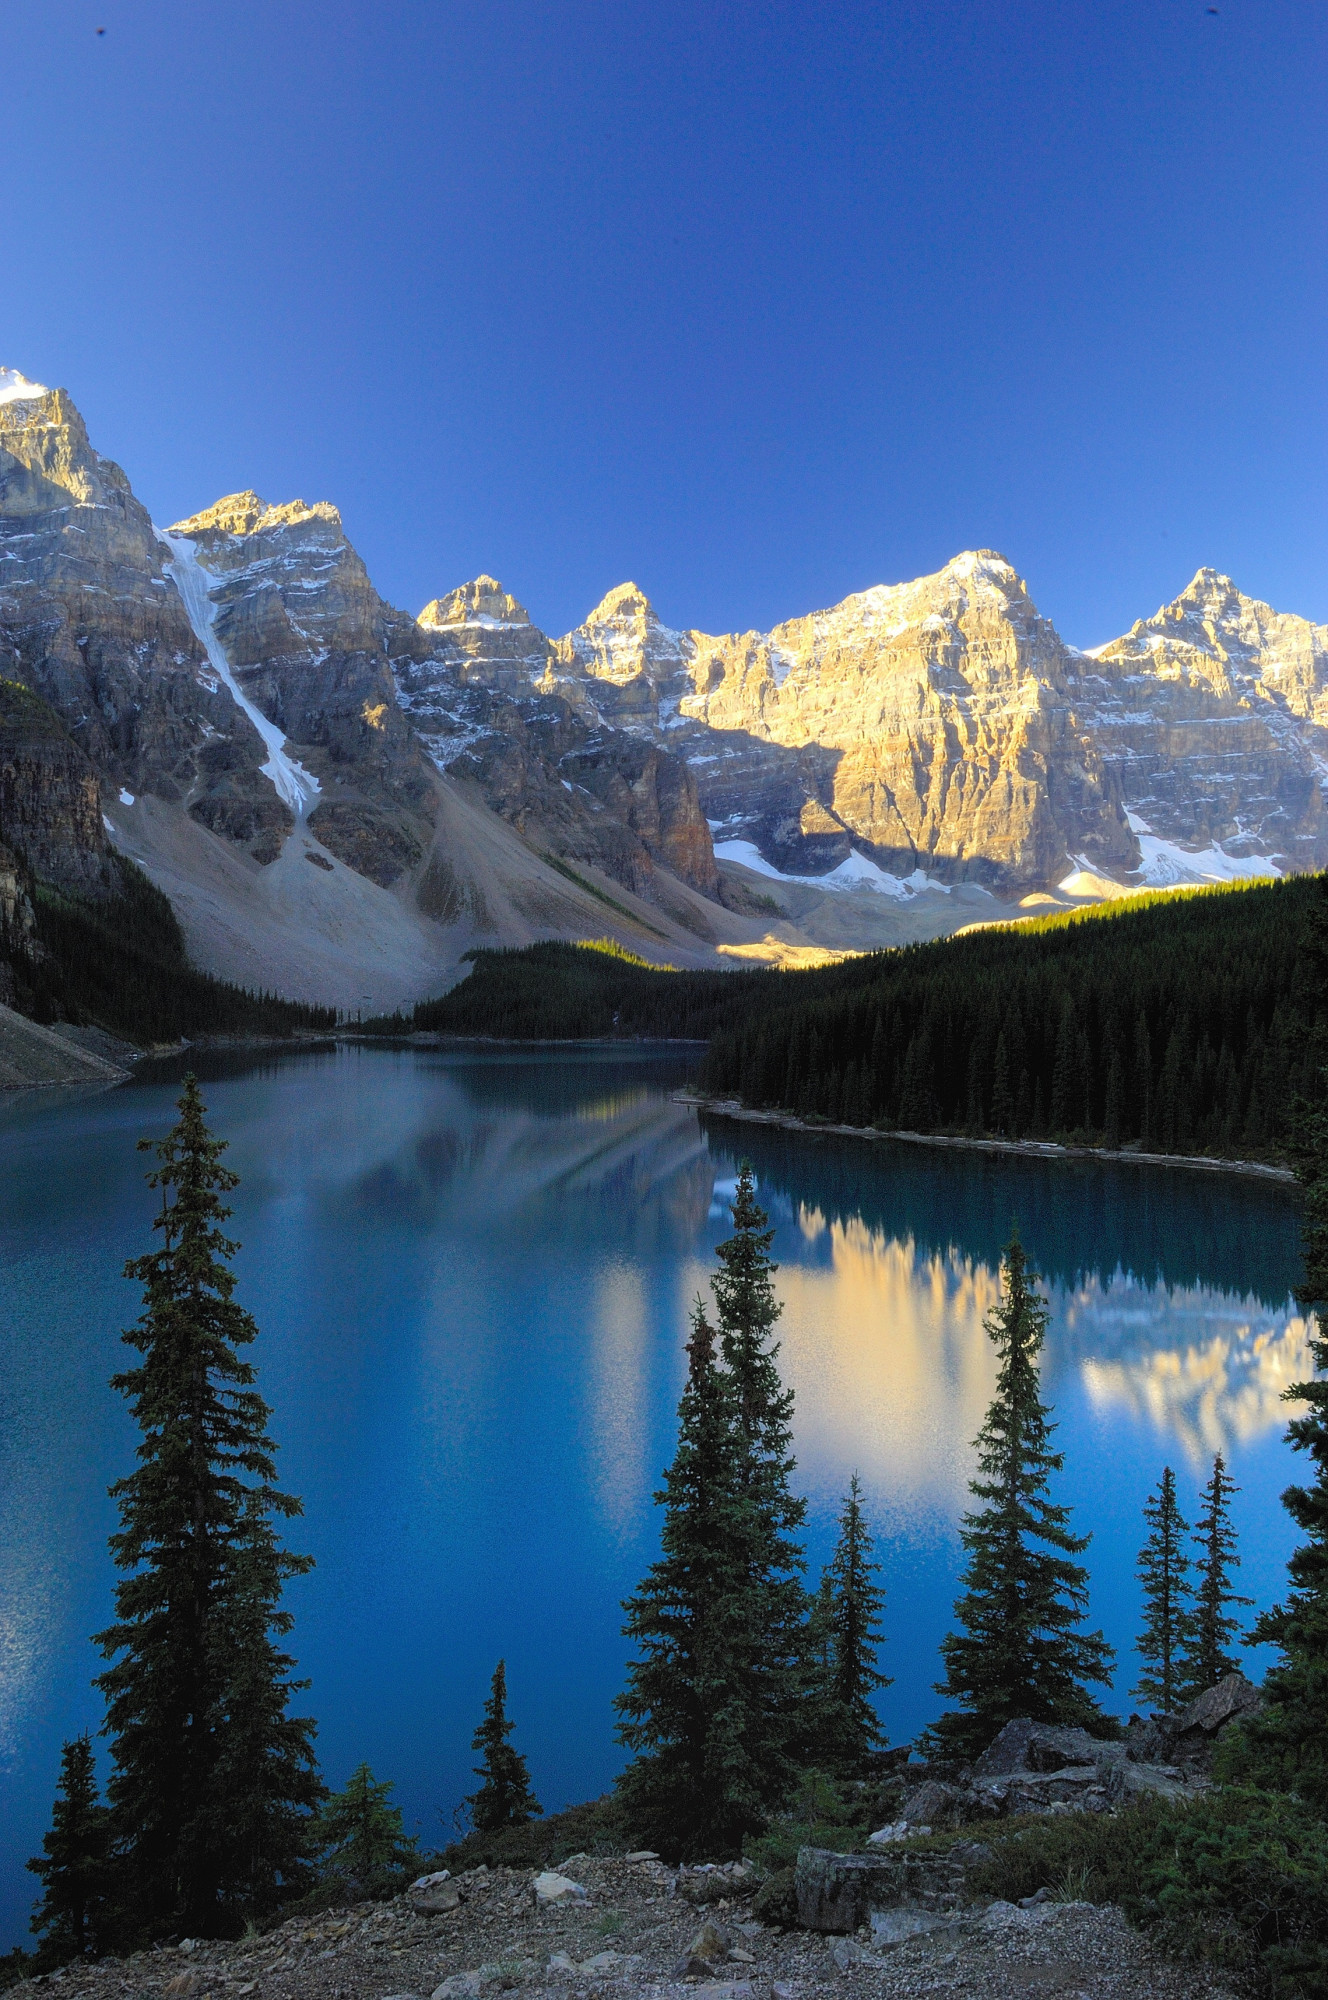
[4,856,335,1044]
[698,877,1320,1160]
[388,879,1324,1162]
[371,938,781,1041]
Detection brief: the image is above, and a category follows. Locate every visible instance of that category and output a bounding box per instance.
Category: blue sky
[2,0,1323,645]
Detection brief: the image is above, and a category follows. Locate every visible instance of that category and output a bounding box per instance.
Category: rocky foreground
[10,1853,1234,2000]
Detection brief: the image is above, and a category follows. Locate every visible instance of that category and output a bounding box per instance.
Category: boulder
[973,1721,1108,1779]
[794,1843,990,1933]
[532,1870,588,1906]
[409,1871,461,1914]
[898,1778,966,1828]
[1176,1673,1263,1737]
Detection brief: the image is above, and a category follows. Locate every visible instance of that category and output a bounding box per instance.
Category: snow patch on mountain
[1123,812,1280,888]
[714,838,949,899]
[159,531,322,818]
[0,367,48,405]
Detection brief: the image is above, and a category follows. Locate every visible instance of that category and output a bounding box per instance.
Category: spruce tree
[616,1303,755,1854]
[27,1735,113,1963]
[315,1766,417,1895]
[618,1171,810,1851]
[930,1236,1114,1760]
[466,1661,542,1832]
[811,1474,891,1772]
[1177,1453,1250,1699]
[95,1077,320,1939]
[1242,1042,1328,1805]
[1133,1466,1192,1714]
[709,1165,810,1793]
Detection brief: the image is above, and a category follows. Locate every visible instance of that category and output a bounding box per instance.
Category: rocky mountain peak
[556,581,687,689]
[418,577,533,630]
[171,492,344,540]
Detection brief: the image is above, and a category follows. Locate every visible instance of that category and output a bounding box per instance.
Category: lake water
[0,1045,1311,1946]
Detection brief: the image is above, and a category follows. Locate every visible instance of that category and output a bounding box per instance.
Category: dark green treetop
[27,1735,114,1964]
[466,1661,542,1833]
[1178,1453,1250,1701]
[95,1076,320,1939]
[930,1235,1115,1761]
[1134,1466,1193,1714]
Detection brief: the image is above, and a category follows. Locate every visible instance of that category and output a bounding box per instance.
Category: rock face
[0,380,277,855]
[168,494,439,884]
[1082,570,1328,872]
[491,558,1328,894]
[396,583,719,902]
[0,676,108,888]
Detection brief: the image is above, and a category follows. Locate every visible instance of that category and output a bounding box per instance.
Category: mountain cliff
[527,557,1328,892]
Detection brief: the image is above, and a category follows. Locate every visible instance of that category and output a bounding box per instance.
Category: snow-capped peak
[0,367,49,406]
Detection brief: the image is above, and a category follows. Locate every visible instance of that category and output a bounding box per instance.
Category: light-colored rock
[532,1870,588,1906]
[674,1919,730,1975]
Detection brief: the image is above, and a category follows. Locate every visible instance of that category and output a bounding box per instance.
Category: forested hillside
[4,855,336,1044]
[392,881,1324,1161]
[699,878,1321,1159]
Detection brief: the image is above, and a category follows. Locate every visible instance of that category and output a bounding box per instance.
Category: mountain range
[2,363,1325,1010]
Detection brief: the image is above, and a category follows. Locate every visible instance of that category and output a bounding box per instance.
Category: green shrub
[917,1791,1328,1998]
[744,1770,868,1874]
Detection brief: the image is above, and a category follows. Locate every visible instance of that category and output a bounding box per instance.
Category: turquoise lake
[0,1044,1311,1946]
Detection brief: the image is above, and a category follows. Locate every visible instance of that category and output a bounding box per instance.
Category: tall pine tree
[617,1167,811,1859]
[27,1735,114,1963]
[809,1474,890,1772]
[466,1661,541,1832]
[930,1236,1114,1760]
[95,1077,320,1939]
[616,1303,756,1854]
[1134,1466,1192,1713]
[1177,1452,1250,1699]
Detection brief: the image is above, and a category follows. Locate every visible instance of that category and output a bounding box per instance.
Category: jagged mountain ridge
[5,358,1326,1012]
[436,555,1328,891]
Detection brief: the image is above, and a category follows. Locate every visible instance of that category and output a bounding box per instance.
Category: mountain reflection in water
[0,1047,1308,1950]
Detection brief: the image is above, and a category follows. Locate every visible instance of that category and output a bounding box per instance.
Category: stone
[409,1870,461,1914]
[866,1822,908,1846]
[532,1871,588,1906]
[674,1920,731,1976]
[689,1986,752,2000]
[794,1845,988,1934]
[898,1778,965,1827]
[1175,1673,1263,1736]
[869,1907,956,1945]
[973,1720,1106,1778]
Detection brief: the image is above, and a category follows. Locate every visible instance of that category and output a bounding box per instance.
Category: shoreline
[676,1092,1298,1185]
